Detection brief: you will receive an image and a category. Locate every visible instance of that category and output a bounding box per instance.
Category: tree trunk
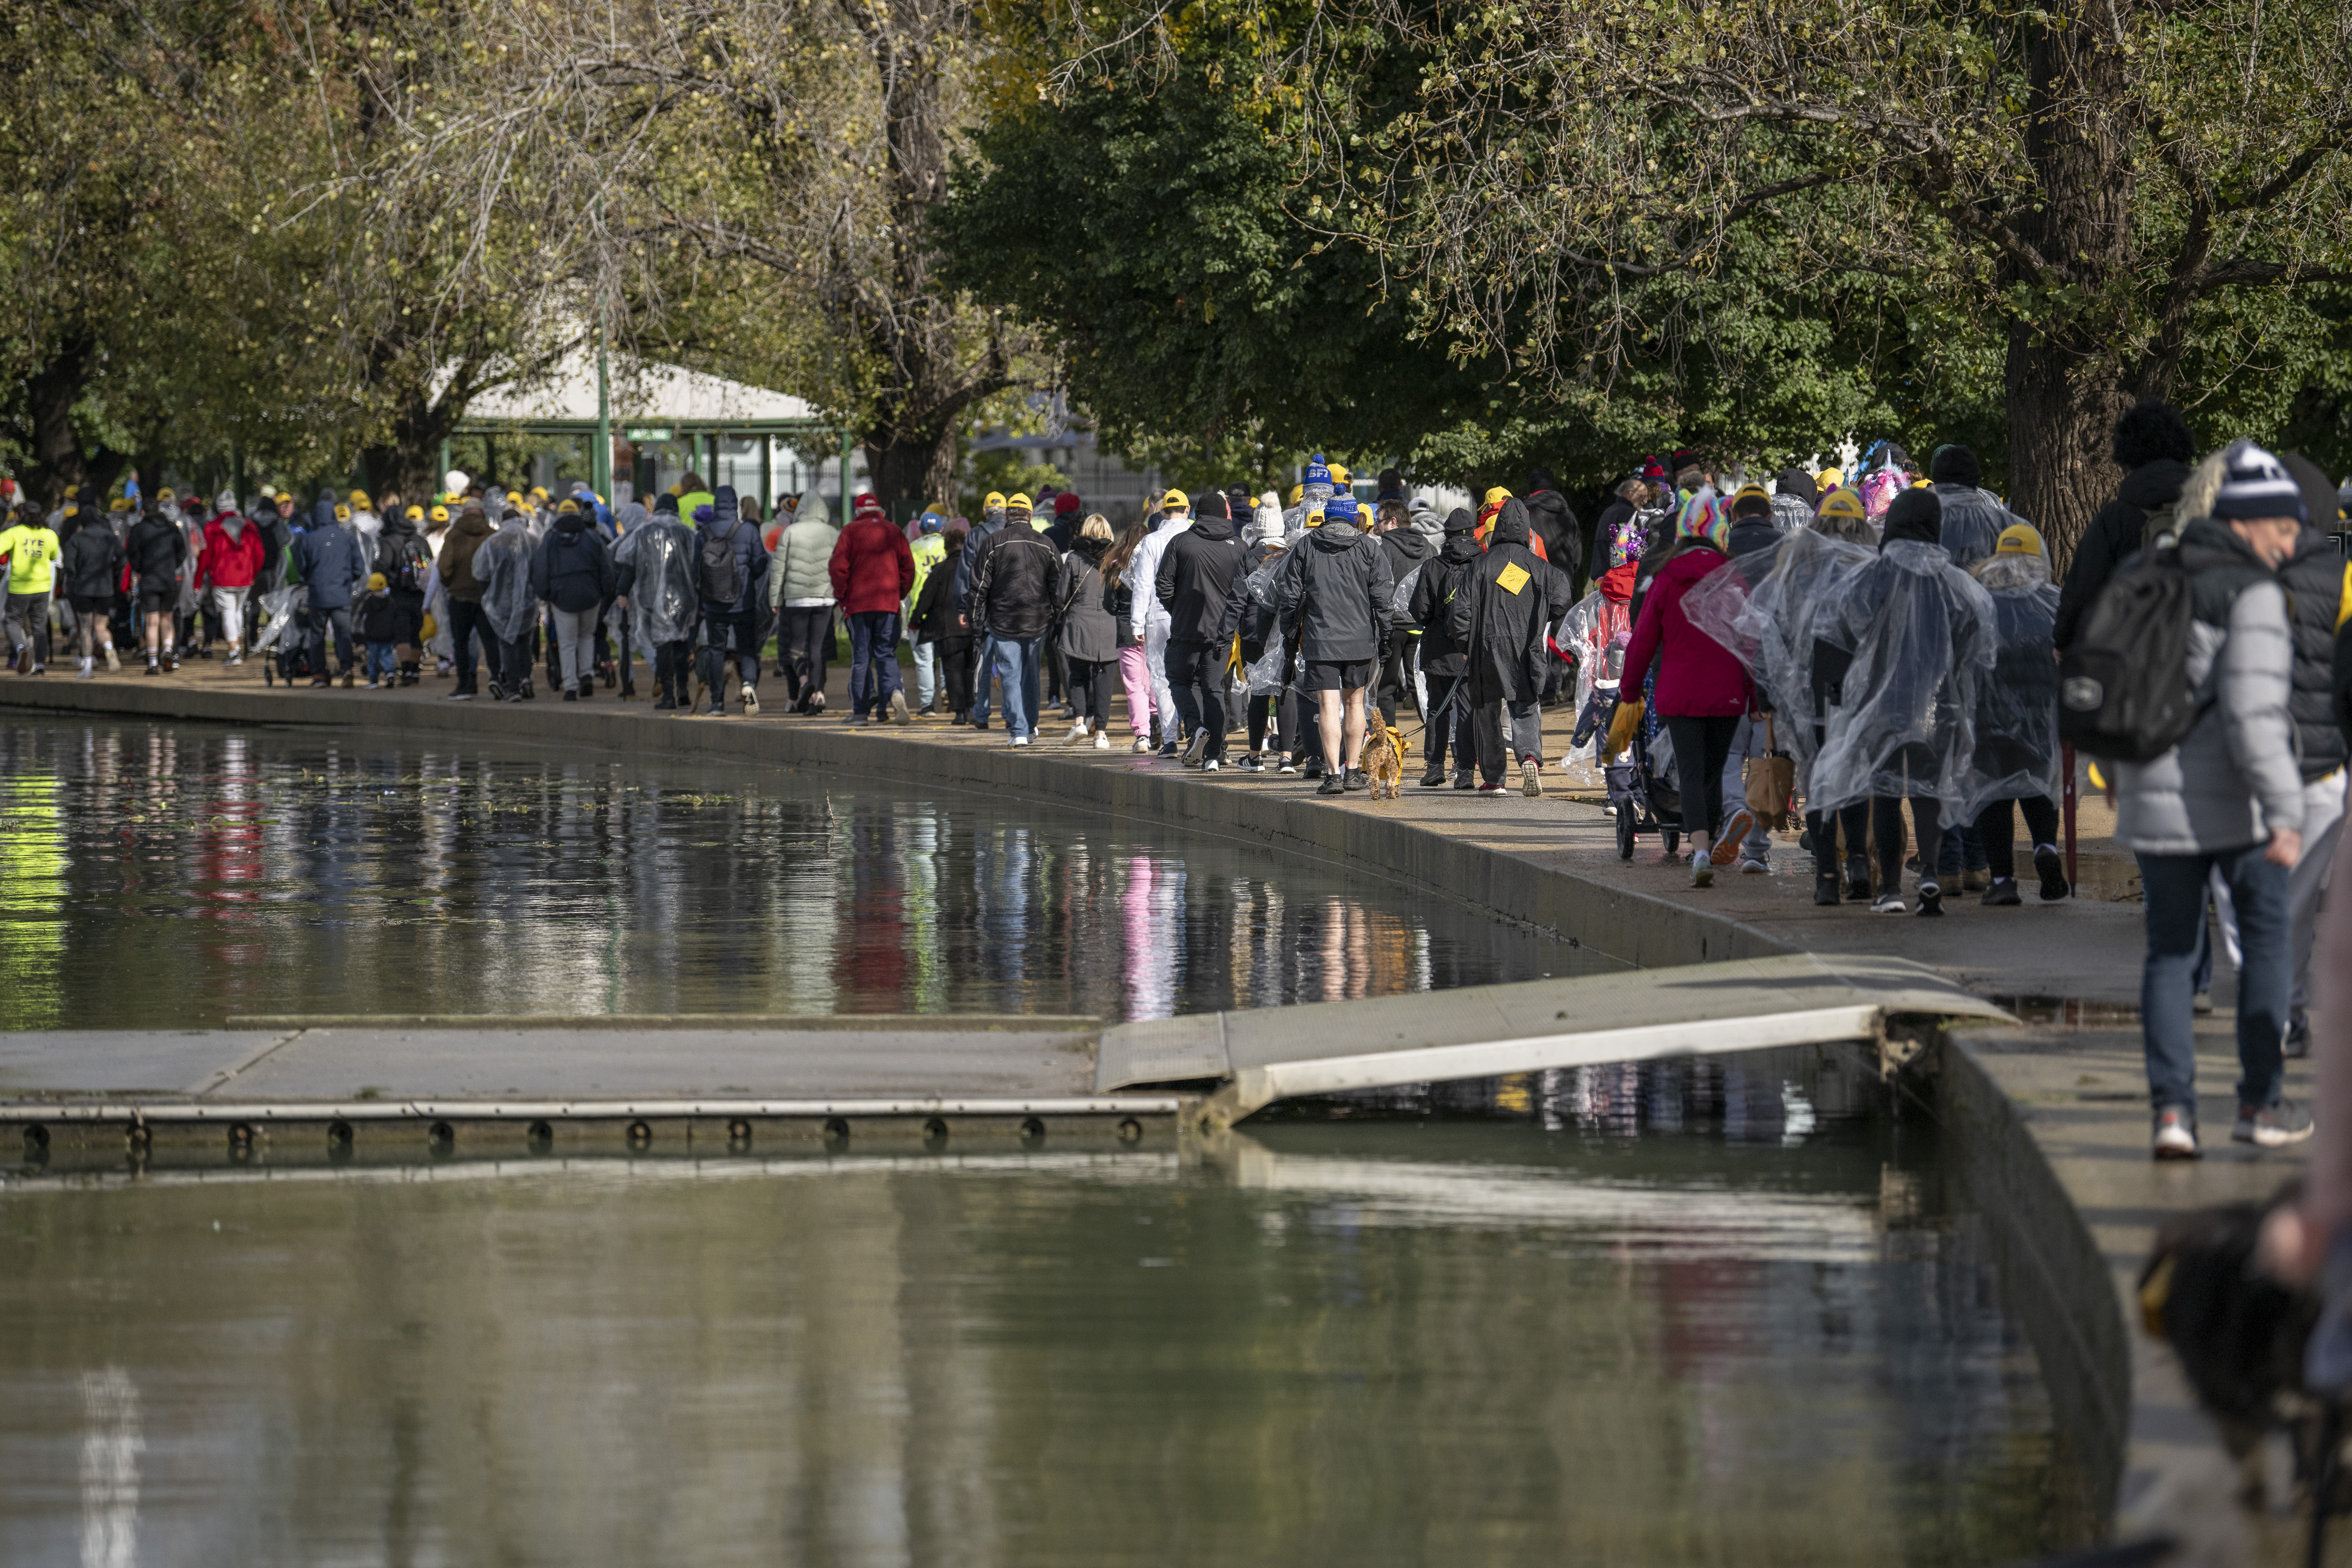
[2001,3,2134,574]
[20,334,103,509]
[863,424,959,514]
[360,382,462,504]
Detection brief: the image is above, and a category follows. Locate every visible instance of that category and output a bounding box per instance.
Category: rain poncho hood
[475,513,539,642]
[1961,551,2061,817]
[1447,499,1573,704]
[1809,537,1997,812]
[1681,528,1876,789]
[614,512,697,647]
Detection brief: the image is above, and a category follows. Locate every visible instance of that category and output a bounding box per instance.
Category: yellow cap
[530,486,548,499]
[405,505,424,521]
[506,491,523,506]
[1817,490,1867,523]
[428,505,449,523]
[110,497,130,512]
[1287,483,1304,506]
[1731,482,1769,507]
[1995,522,2046,557]
[1329,464,1351,485]
[63,484,78,498]
[334,504,351,521]
[157,487,175,502]
[556,498,580,516]
[1816,467,1843,491]
[350,489,370,507]
[1484,486,1512,507]
[983,492,1006,510]
[1006,493,1032,511]
[62,502,78,516]
[1303,504,1326,527]
[1161,489,1189,509]
[366,572,387,591]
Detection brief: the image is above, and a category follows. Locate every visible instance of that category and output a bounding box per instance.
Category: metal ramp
[1095,953,2013,1123]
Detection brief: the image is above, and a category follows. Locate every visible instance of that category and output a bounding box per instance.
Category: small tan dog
[1361,724,1406,800]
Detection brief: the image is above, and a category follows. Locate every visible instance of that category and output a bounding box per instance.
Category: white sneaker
[76,659,94,679]
[1871,893,1907,914]
[1064,724,1088,745]
[1204,758,1221,772]
[1010,734,1031,747]
[1131,735,1153,754]
[889,689,910,724]
[740,682,759,714]
[2152,1107,2200,1161]
[1093,733,1110,750]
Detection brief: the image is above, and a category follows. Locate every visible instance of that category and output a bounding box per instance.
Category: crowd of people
[1,412,2347,1163]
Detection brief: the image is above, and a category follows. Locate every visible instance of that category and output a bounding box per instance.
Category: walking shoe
[1181,731,1208,767]
[1690,860,1713,888]
[1277,756,1298,775]
[1092,731,1110,750]
[741,682,759,714]
[2232,1102,2314,1148]
[2287,1012,2311,1059]
[917,701,936,717]
[2193,990,2214,1015]
[341,669,353,688]
[1915,879,1944,916]
[105,646,120,671]
[888,689,909,724]
[28,664,41,676]
[1737,853,1768,875]
[1420,764,1448,788]
[1064,723,1089,746]
[1344,768,1368,792]
[1521,757,1543,798]
[1158,741,1180,759]
[653,695,676,712]
[447,690,474,701]
[146,661,161,677]
[1871,892,1906,914]
[2033,844,2070,901]
[308,677,329,688]
[808,691,825,713]
[370,678,385,690]
[2151,1107,2200,1161]
[1011,734,1031,746]
[1300,758,1323,780]
[562,688,577,701]
[1961,868,1992,892]
[971,718,990,731]
[15,647,30,675]
[575,681,592,700]
[1845,857,1870,898]
[1711,810,1753,865]
[76,658,94,679]
[1475,781,1509,796]
[1316,772,1347,797]
[1234,753,1264,773]
[1204,758,1221,773]
[516,678,535,700]
[1454,771,1475,790]
[487,681,506,702]
[1814,874,1840,906]
[1131,735,1153,754]
[1981,877,2021,906]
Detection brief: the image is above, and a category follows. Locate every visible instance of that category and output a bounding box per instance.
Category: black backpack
[2058,548,2202,762]
[699,521,744,605]
[385,536,429,595]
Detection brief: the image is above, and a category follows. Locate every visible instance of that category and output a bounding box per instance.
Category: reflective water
[0,1052,2089,1566]
[0,715,1594,1028]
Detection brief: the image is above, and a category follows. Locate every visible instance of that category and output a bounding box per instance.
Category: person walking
[970,495,1061,745]
[0,506,62,675]
[768,486,838,713]
[1221,504,1301,773]
[909,523,975,722]
[694,488,770,718]
[1101,520,1154,751]
[530,498,618,701]
[474,506,541,701]
[1125,489,1192,756]
[1056,514,1120,748]
[1155,490,1247,769]
[2115,442,2311,1158]
[829,493,917,724]
[438,501,500,700]
[1408,508,1483,787]
[1274,492,1394,795]
[906,511,947,715]
[1812,488,1995,914]
[58,504,121,677]
[2056,401,2196,651]
[373,504,433,685]
[1964,525,2071,904]
[127,502,193,676]
[955,491,1012,729]
[200,498,266,666]
[612,497,699,712]
[1711,485,1785,871]
[1451,496,1575,801]
[1619,494,1748,878]
[1375,499,1432,727]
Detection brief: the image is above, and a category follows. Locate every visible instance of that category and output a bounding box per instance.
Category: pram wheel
[1616,808,1636,861]
[1662,829,1680,857]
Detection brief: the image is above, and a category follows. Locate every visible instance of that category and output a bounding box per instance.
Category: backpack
[699,521,744,605]
[2057,548,2202,762]
[386,537,429,596]
[2141,497,2184,553]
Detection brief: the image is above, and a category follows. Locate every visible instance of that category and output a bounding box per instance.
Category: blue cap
[1325,493,1360,522]
[1303,455,1331,488]
[919,511,943,533]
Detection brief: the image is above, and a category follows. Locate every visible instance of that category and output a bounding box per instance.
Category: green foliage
[963,449,1068,516]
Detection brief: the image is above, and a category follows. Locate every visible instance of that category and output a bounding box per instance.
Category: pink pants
[1117,644,1154,736]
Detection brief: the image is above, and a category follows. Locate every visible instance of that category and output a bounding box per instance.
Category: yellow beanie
[334,504,351,521]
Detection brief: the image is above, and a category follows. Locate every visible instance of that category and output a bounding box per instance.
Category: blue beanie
[1302,454,1331,489]
[1325,493,1360,522]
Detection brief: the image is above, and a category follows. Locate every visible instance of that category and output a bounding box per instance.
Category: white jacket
[1125,516,1191,638]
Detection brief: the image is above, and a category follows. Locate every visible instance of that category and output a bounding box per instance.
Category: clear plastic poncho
[1680,529,1875,791]
[612,517,698,648]
[1556,586,1634,745]
[1961,552,2062,818]
[1239,558,1291,696]
[475,522,540,644]
[1808,538,1997,813]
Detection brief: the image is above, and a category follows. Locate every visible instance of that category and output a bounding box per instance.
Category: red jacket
[828,519,916,615]
[1620,543,1749,718]
[200,516,268,590]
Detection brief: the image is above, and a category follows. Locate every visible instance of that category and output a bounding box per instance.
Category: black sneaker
[1981,877,2021,906]
[1420,765,1447,787]
[2034,844,2071,901]
[1316,772,1347,797]
[1453,771,1474,790]
[1845,861,1871,901]
[1300,758,1323,780]
[2287,1013,2312,1059]
[1344,768,1368,792]
[1915,880,1944,917]
[1814,874,1840,906]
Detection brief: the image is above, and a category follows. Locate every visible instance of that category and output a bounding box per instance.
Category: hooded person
[529,498,618,700]
[951,489,1015,727]
[2056,401,2196,650]
[287,500,370,686]
[1216,510,1304,771]
[1619,492,1750,879]
[766,485,840,713]
[1408,506,1486,786]
[347,489,382,550]
[121,503,188,674]
[612,498,700,709]
[1448,498,1576,799]
[371,503,432,683]
[1271,491,1394,792]
[58,501,122,675]
[1522,466,1584,588]
[436,501,504,697]
[1926,445,2026,570]
[830,492,918,724]
[1154,488,1248,767]
[1374,498,1436,724]
[899,510,950,714]
[1962,523,2069,905]
[199,501,268,665]
[693,485,769,717]
[1810,487,1997,914]
[473,505,541,700]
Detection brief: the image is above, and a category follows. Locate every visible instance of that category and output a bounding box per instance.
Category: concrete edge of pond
[0,677,2293,1561]
[221,1013,1102,1032]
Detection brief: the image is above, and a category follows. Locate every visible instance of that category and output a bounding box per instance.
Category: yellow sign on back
[1496,561,1532,596]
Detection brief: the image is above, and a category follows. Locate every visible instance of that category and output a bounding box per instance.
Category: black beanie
[1928,444,1982,488]
[1442,507,1477,534]
[1882,488,1943,547]
[1774,468,1817,506]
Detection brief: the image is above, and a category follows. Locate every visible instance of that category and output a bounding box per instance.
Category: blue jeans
[970,632,1001,724]
[1937,824,1988,876]
[847,611,903,716]
[911,639,936,710]
[991,635,1044,738]
[2138,844,2290,1117]
[365,641,396,681]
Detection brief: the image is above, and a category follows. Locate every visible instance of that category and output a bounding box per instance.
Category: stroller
[253,583,313,687]
[1579,643,1682,860]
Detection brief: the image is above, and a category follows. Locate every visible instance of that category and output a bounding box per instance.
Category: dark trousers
[780,606,832,708]
[1975,795,2061,882]
[1375,642,1414,728]
[1663,713,1739,838]
[1067,657,1114,725]
[1871,795,1944,892]
[1164,639,1228,760]
[306,605,354,676]
[705,609,760,687]
[447,598,496,694]
[1246,690,1298,755]
[935,640,975,715]
[1809,803,1871,879]
[655,639,693,703]
[847,610,902,716]
[2139,845,2289,1115]
[1424,675,1473,773]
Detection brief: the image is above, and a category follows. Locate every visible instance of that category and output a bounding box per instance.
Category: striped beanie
[2213,440,2306,523]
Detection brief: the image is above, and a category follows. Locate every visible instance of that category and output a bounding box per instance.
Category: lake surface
[0,1051,2090,1566]
[0,714,1591,1028]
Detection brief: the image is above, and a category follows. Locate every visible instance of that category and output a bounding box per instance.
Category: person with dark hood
[1812,487,1996,915]
[1962,524,2070,905]
[59,503,121,676]
[1926,444,2026,572]
[127,502,193,675]
[1621,493,1748,878]
[970,490,1062,745]
[612,499,699,709]
[438,501,500,700]
[1056,514,1119,747]
[1410,507,1484,787]
[530,498,618,701]
[1374,499,1431,728]
[2056,401,2196,650]
[694,486,770,718]
[1450,497,1576,800]
[1273,491,1394,795]
[1154,488,1247,769]
[374,504,432,685]
[909,523,975,722]
[1771,468,1818,533]
[1523,466,1583,590]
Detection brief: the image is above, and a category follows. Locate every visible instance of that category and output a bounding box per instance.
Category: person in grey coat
[1055,516,1119,746]
[289,513,369,685]
[2118,442,2310,1160]
[1271,494,1393,795]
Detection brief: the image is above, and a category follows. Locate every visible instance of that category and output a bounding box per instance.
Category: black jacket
[125,514,188,596]
[2280,530,2347,780]
[910,544,969,647]
[971,525,1061,639]
[60,522,120,602]
[357,589,400,644]
[1154,512,1246,642]
[1379,526,1432,603]
[531,514,617,612]
[1523,488,1583,585]
[1447,500,1576,703]
[375,520,431,597]
[1410,532,1482,676]
[2056,458,2189,651]
[1271,520,1393,663]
